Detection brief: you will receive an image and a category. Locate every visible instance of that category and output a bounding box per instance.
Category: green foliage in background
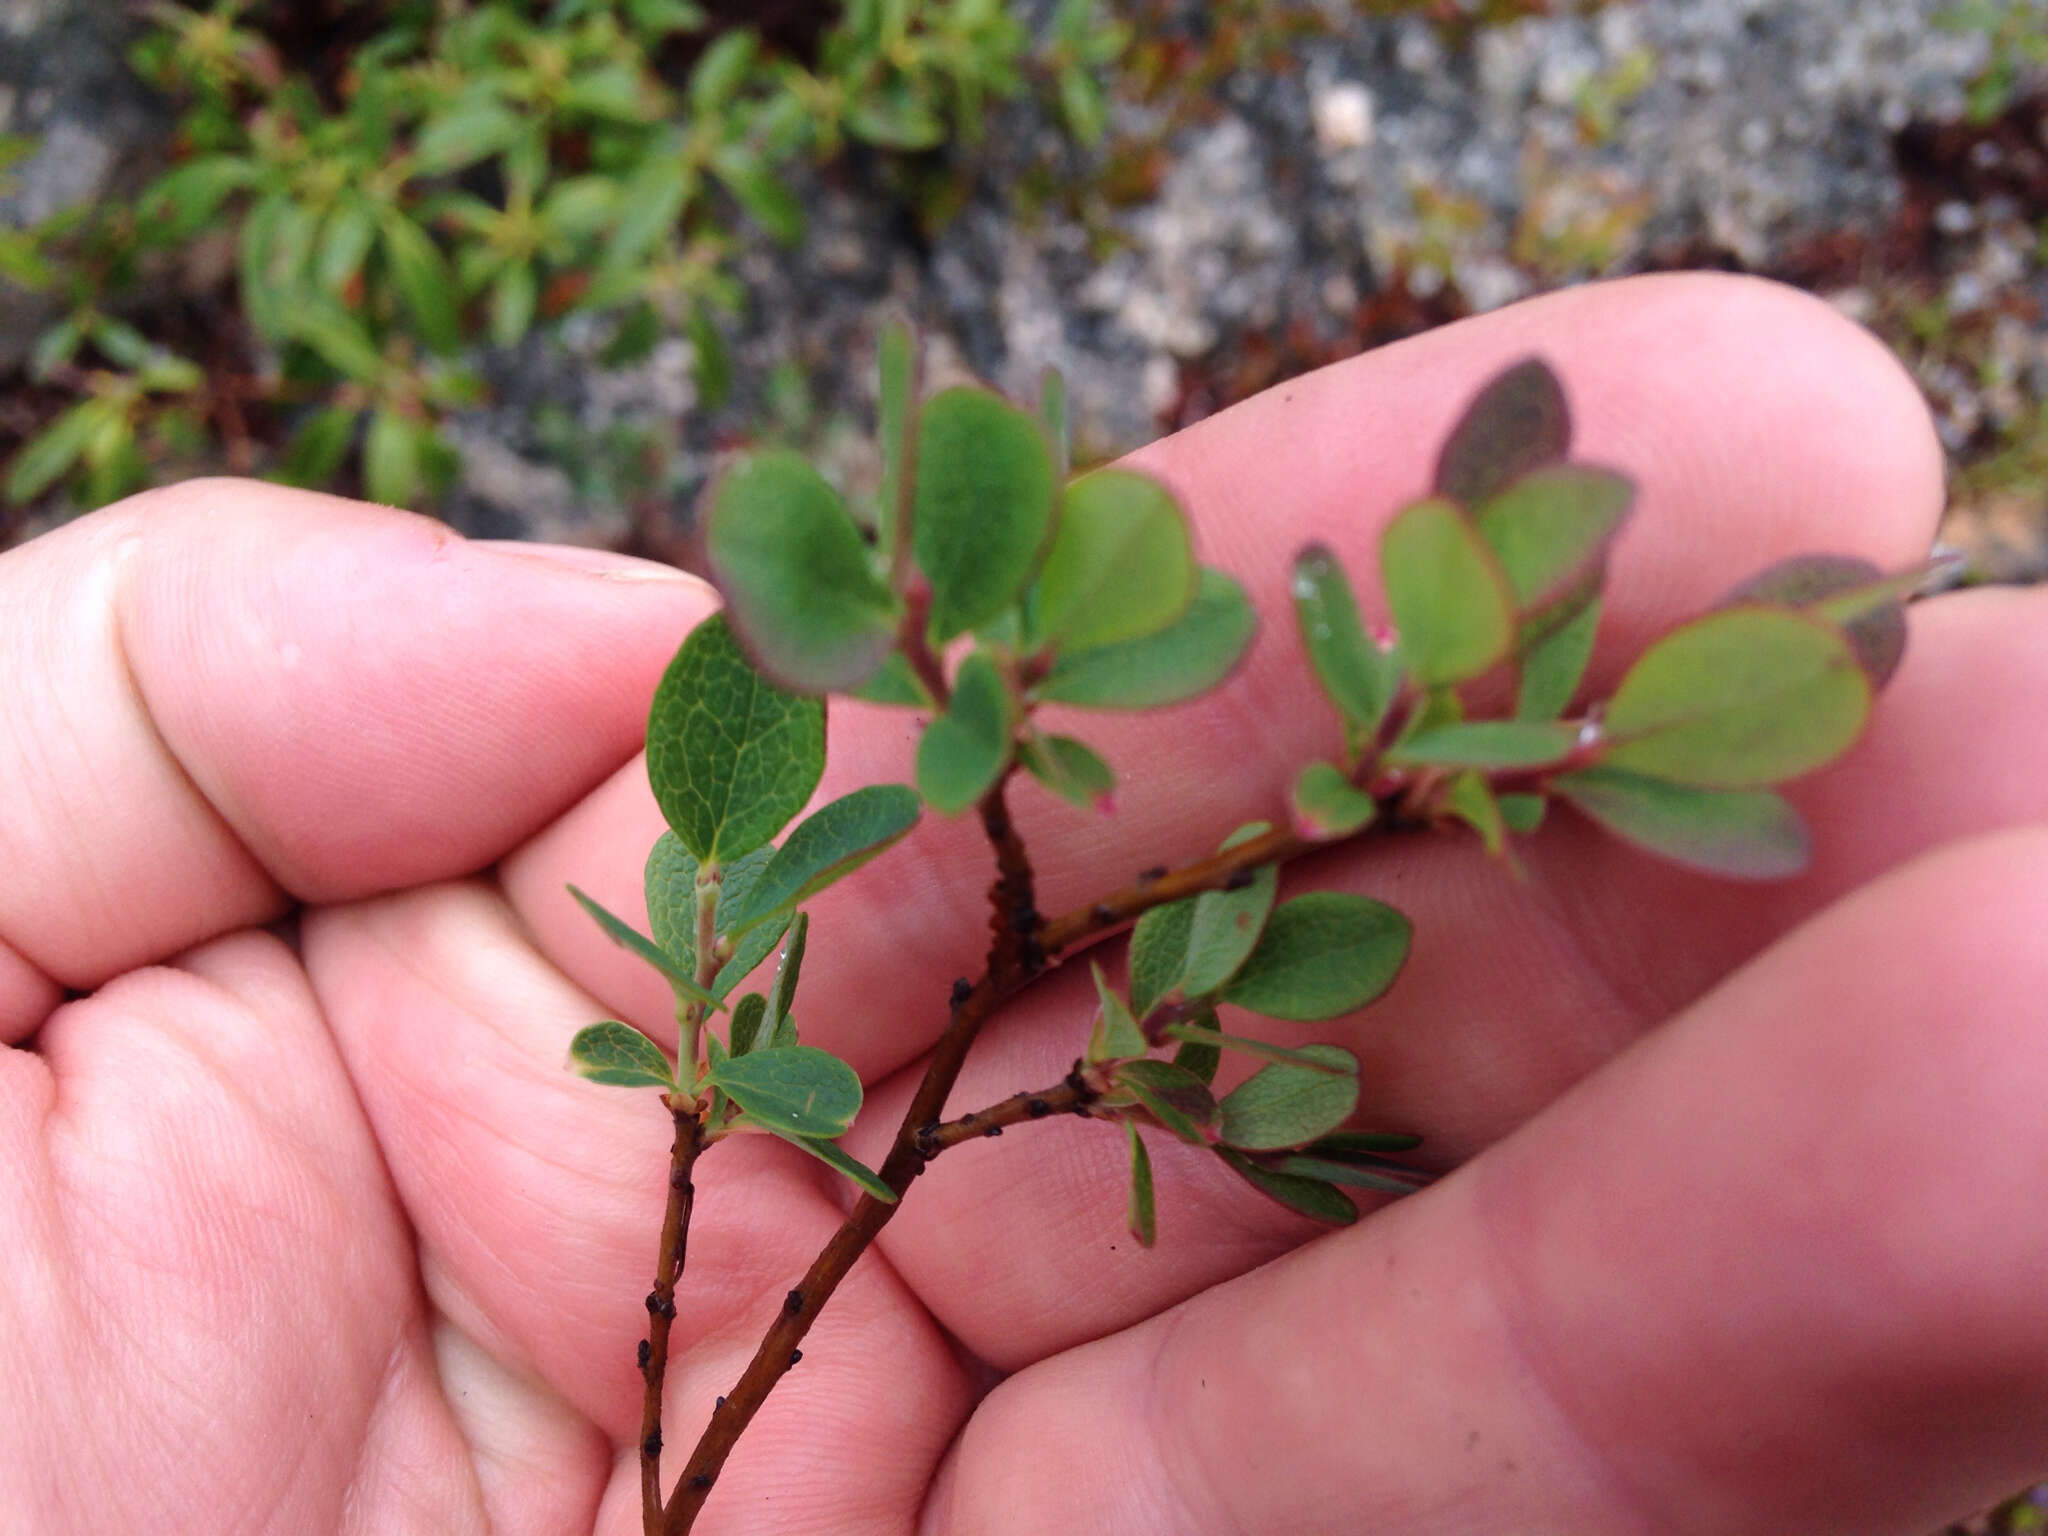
[2,0,1128,512]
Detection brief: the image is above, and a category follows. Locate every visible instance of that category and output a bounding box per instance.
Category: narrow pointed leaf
[740,1118,898,1202]
[728,992,768,1056]
[1218,1045,1360,1150]
[915,651,1013,814]
[1163,1021,1357,1073]
[1498,792,1547,834]
[1292,543,1399,746]
[1028,468,1195,652]
[703,451,899,693]
[380,214,460,355]
[875,318,917,566]
[1125,1122,1157,1246]
[1019,733,1116,813]
[1218,1148,1357,1225]
[1474,464,1633,616]
[1172,1012,1222,1085]
[1275,1155,1431,1196]
[1292,761,1375,840]
[725,786,921,933]
[1308,1130,1425,1158]
[1551,766,1811,879]
[1115,1058,1217,1145]
[1387,720,1579,770]
[1222,892,1411,1021]
[1381,497,1516,687]
[1599,607,1871,788]
[568,887,722,1011]
[1443,770,1507,857]
[1434,356,1571,507]
[1088,962,1148,1062]
[706,1043,861,1137]
[646,615,825,862]
[568,1020,675,1088]
[1036,568,1257,710]
[765,912,808,1030]
[1517,594,1600,719]
[913,387,1056,640]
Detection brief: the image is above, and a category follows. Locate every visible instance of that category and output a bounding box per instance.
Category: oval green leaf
[1291,760,1376,840]
[1516,594,1601,720]
[737,1117,898,1202]
[1381,497,1516,687]
[1019,733,1116,813]
[1550,765,1811,879]
[912,387,1056,641]
[1599,606,1872,788]
[1719,553,1908,688]
[707,1044,863,1137]
[1088,961,1148,1062]
[1127,824,1277,1016]
[1218,1044,1360,1150]
[646,615,826,863]
[1292,543,1399,749]
[915,651,1014,814]
[1028,468,1196,652]
[724,785,921,934]
[1222,892,1411,1021]
[1035,567,1258,710]
[1434,356,1572,507]
[568,1020,675,1089]
[1116,1058,1219,1146]
[1474,464,1633,616]
[1387,720,1579,770]
[1218,1148,1357,1225]
[728,992,768,1056]
[703,451,899,694]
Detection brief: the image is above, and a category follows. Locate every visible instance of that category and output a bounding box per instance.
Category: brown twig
[640,1102,704,1535]
[914,1065,1103,1158]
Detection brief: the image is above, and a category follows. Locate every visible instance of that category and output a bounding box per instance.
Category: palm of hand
[5,280,2047,1536]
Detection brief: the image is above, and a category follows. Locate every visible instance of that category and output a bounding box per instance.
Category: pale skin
[4,273,2047,1536]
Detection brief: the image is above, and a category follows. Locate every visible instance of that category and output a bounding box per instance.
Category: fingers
[921,827,2048,1536]
[500,272,1946,1083]
[0,479,708,1037]
[303,882,972,1532]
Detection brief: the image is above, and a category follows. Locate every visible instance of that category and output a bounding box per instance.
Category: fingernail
[477,540,709,588]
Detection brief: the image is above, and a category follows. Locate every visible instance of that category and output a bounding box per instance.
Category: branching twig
[640,1103,703,1536]
[914,1064,1102,1158]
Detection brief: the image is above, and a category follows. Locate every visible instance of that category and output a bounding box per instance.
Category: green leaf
[1719,553,1909,688]
[765,911,808,1033]
[702,451,899,693]
[567,1020,675,1088]
[1222,892,1411,1021]
[278,405,359,488]
[1498,792,1547,834]
[728,992,768,1056]
[1218,1045,1360,1150]
[315,198,378,292]
[287,303,387,384]
[1115,1059,1218,1145]
[414,96,522,173]
[1035,568,1257,710]
[1040,365,1069,477]
[1291,761,1376,840]
[1381,497,1516,687]
[875,317,917,568]
[724,785,920,933]
[1551,766,1811,879]
[1474,465,1633,616]
[380,214,460,355]
[644,838,787,998]
[568,886,724,1011]
[1163,1020,1356,1074]
[7,399,108,504]
[1516,594,1600,720]
[141,154,260,240]
[1126,824,1277,1016]
[489,260,538,350]
[1125,1122,1156,1246]
[1027,468,1195,652]
[1434,356,1571,507]
[915,651,1013,814]
[688,302,731,410]
[1018,733,1115,813]
[1308,1129,1425,1157]
[363,408,423,507]
[690,29,759,114]
[1386,720,1579,770]
[1172,1009,1222,1084]
[1291,543,1399,749]
[1273,1155,1429,1197]
[646,615,826,862]
[603,153,694,275]
[707,1044,862,1136]
[1442,769,1506,857]
[1087,961,1147,1062]
[740,1118,898,1202]
[1599,607,1872,788]
[709,145,804,244]
[912,387,1057,641]
[1218,1148,1357,1225]
[848,651,933,708]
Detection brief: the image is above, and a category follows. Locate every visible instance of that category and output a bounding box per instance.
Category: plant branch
[913,1065,1102,1158]
[640,1102,703,1536]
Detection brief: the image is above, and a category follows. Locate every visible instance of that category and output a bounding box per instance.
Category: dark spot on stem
[691,1473,712,1491]
[646,1290,663,1314]
[1139,865,1168,884]
[1224,867,1257,891]
[715,1396,726,1410]
[950,976,974,1005]
[1026,1098,1050,1117]
[642,1430,661,1458]
[636,1338,651,1369]
[671,1167,694,1193]
[1010,903,1041,934]
[785,1289,804,1315]
[984,1125,1003,1137]
[1090,903,1115,925]
[789,1348,803,1366]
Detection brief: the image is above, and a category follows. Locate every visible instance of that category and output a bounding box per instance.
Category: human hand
[4,274,2044,1536]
